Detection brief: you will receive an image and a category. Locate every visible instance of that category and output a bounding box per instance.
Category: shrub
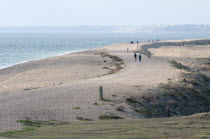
[116,106,125,111]
[99,115,123,120]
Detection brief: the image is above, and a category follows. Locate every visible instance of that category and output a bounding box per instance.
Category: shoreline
[1,38,209,71]
[0,38,209,132]
[0,46,105,71]
[0,42,131,94]
[0,49,90,70]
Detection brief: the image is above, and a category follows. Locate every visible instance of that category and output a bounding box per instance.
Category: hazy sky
[0,0,210,26]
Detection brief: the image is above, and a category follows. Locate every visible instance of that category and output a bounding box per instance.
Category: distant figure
[130,41,134,44]
[127,48,129,52]
[138,53,142,62]
[149,40,150,42]
[134,53,137,62]
[137,41,139,44]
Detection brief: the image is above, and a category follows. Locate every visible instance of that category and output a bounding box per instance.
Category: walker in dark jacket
[134,53,137,62]
[138,54,142,62]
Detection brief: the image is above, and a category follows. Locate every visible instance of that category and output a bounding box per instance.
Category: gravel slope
[0,42,180,132]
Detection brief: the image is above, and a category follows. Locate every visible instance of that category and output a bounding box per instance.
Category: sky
[0,0,210,26]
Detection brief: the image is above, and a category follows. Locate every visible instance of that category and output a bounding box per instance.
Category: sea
[0,32,209,69]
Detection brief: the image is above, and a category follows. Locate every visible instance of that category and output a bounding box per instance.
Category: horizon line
[0,24,210,27]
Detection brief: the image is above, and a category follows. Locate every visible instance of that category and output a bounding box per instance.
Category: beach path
[0,43,181,132]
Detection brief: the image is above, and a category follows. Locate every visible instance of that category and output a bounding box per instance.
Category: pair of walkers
[134,53,142,62]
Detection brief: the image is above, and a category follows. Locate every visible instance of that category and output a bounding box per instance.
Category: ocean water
[0,32,209,69]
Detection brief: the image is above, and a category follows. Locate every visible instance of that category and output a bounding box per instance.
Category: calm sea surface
[0,32,209,69]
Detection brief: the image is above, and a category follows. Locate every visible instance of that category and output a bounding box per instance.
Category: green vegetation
[73,107,81,110]
[100,52,123,63]
[17,120,68,127]
[76,117,93,121]
[0,127,36,138]
[102,67,110,70]
[135,108,152,117]
[93,102,101,106]
[116,106,125,111]
[170,60,192,71]
[1,113,210,138]
[102,98,113,102]
[100,52,124,76]
[126,72,210,118]
[99,115,123,120]
[23,87,40,91]
[0,120,68,138]
[125,97,137,104]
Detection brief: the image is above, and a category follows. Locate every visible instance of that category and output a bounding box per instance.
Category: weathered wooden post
[99,86,103,100]
[148,52,151,58]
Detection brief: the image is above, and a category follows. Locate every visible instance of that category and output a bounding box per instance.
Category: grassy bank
[0,112,210,139]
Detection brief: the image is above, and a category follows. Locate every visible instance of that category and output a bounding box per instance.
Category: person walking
[138,53,142,62]
[134,53,137,62]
